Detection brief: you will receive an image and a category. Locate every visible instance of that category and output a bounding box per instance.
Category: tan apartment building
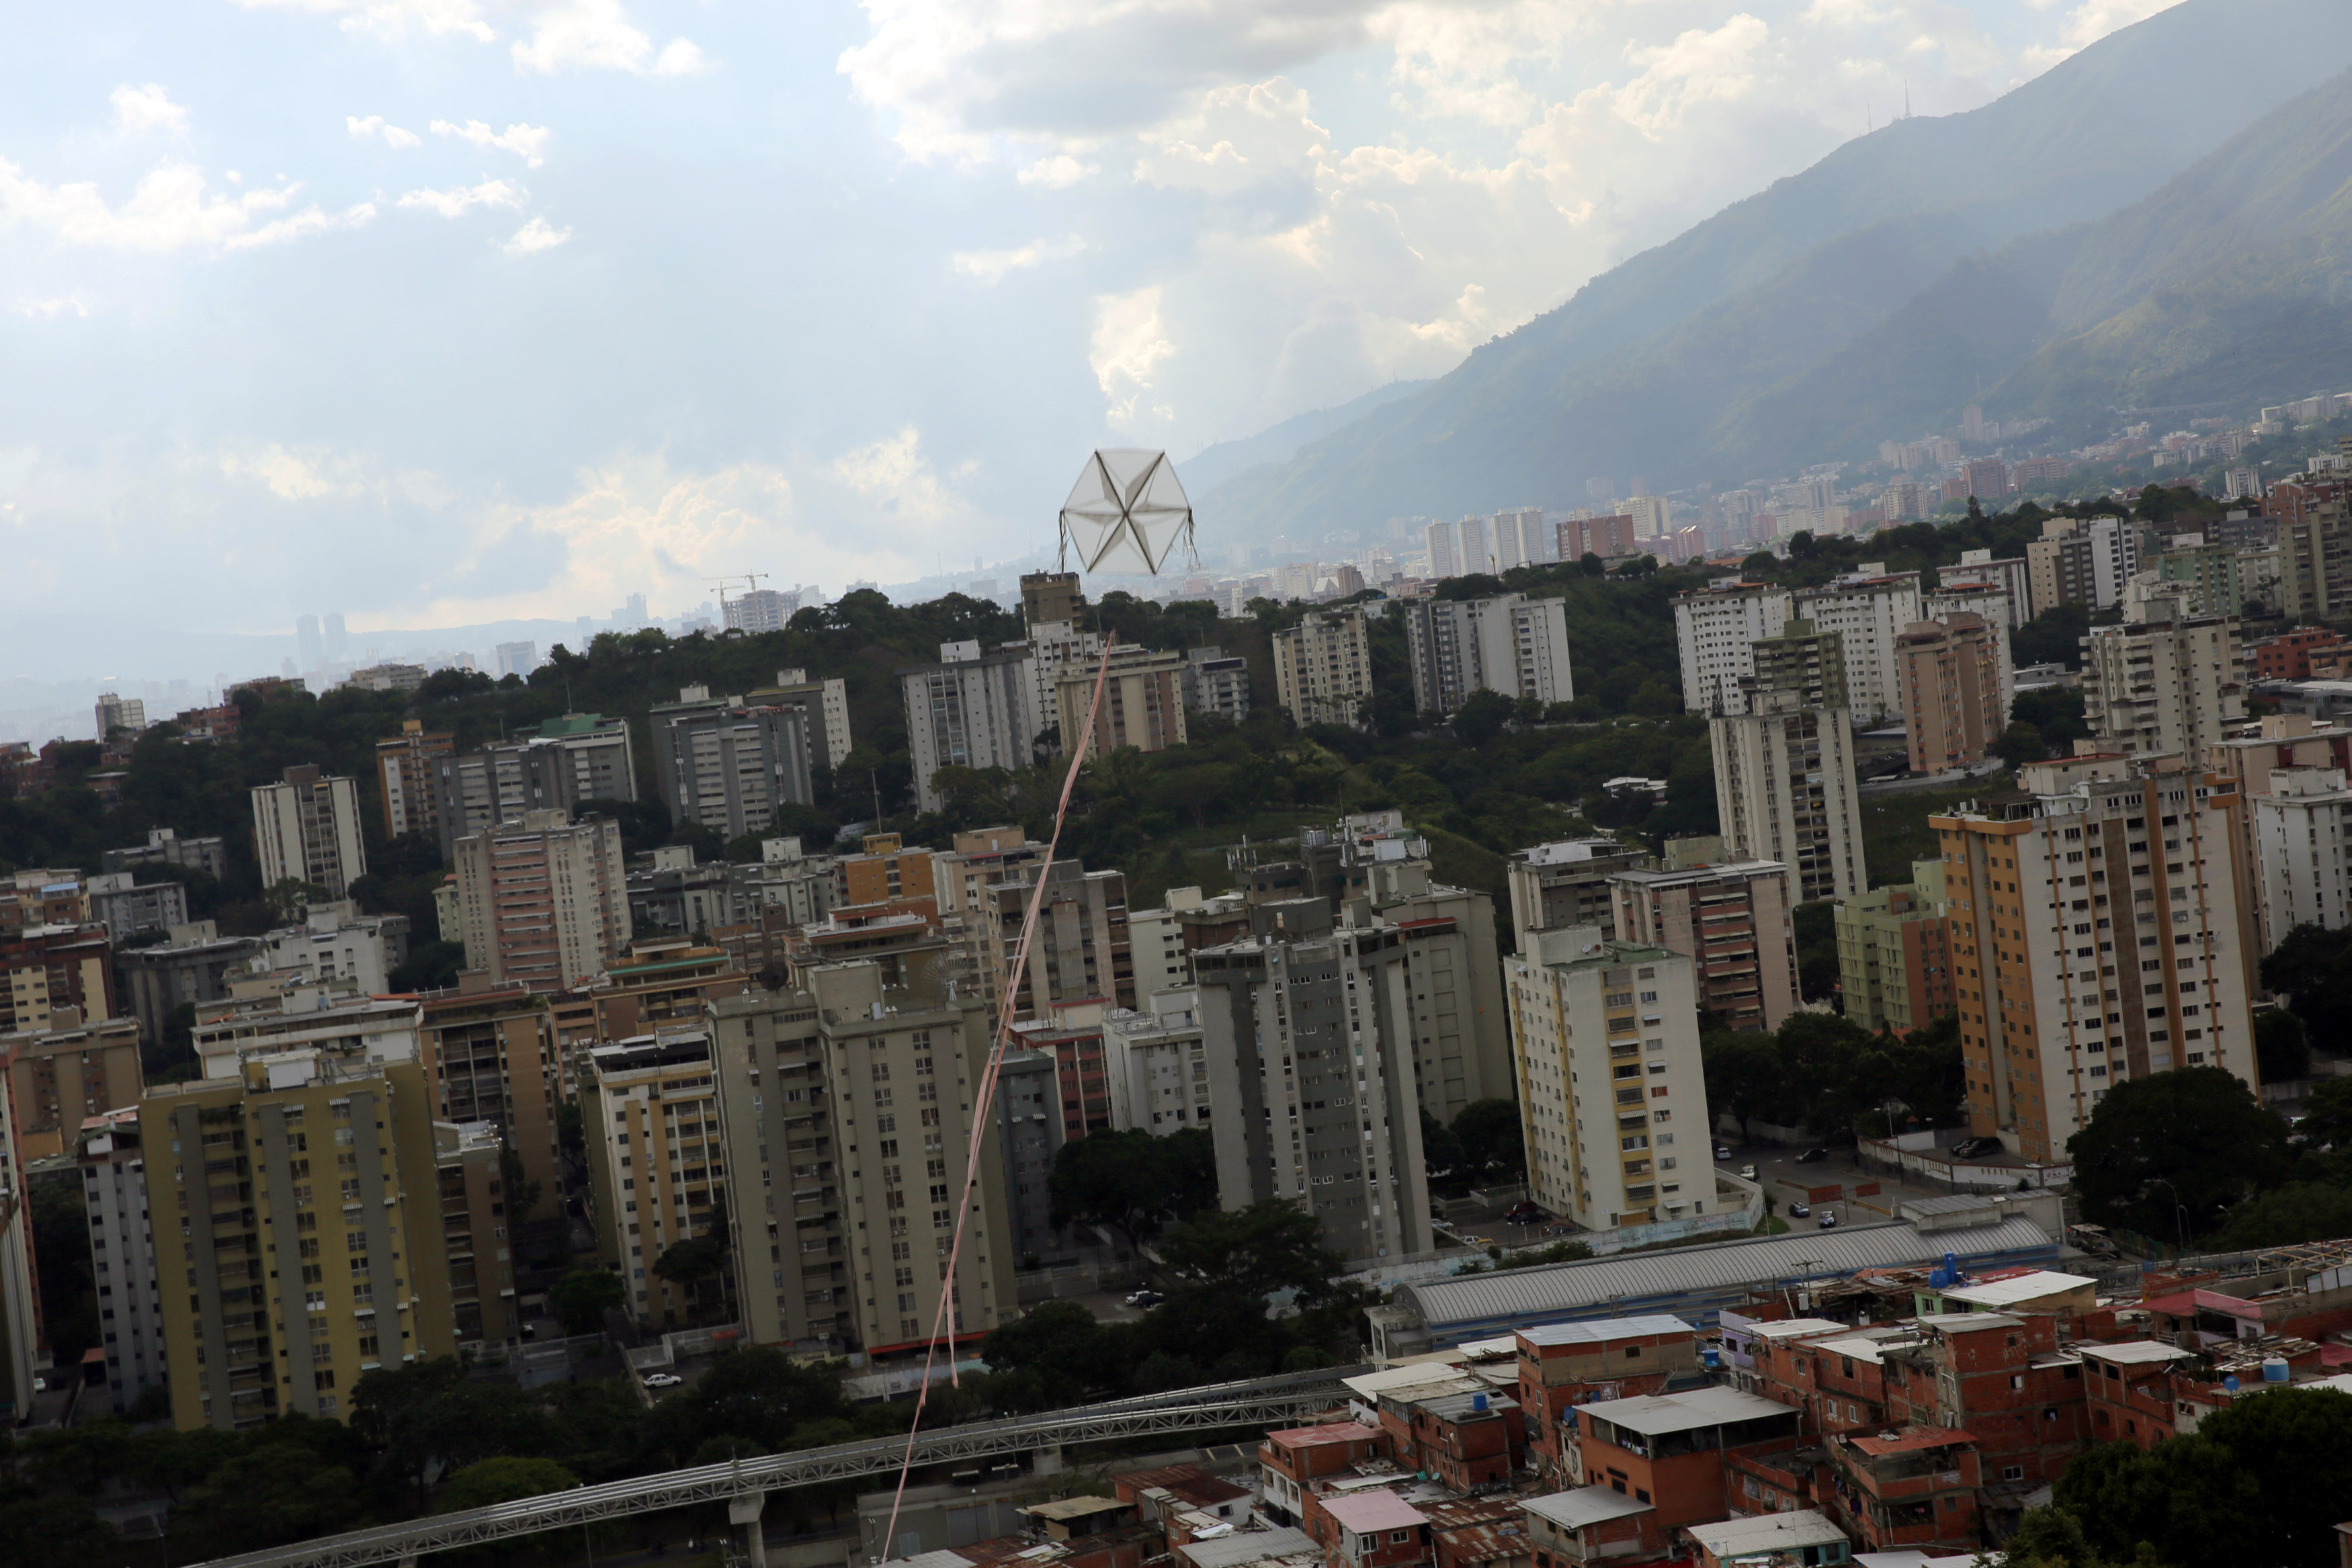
[1507,928,1712,1231]
[2082,582,2244,760]
[435,1119,521,1346]
[1053,644,1189,758]
[417,984,565,1204]
[452,809,632,990]
[1894,614,2006,775]
[1708,687,1866,904]
[1271,605,1374,730]
[1609,859,1798,1033]
[838,832,943,909]
[1932,755,2262,1164]
[590,939,748,1041]
[0,1010,142,1159]
[580,1027,726,1326]
[980,859,1134,1021]
[1507,839,1654,948]
[375,719,454,841]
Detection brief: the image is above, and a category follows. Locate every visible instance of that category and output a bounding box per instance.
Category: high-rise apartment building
[417,984,566,1204]
[429,714,638,861]
[1361,862,1514,1119]
[1506,839,1654,948]
[993,1047,1066,1263]
[2081,582,2243,760]
[244,901,410,994]
[1673,582,1791,715]
[1792,568,1923,726]
[1191,900,1434,1266]
[2251,768,2352,946]
[2277,498,2352,622]
[650,696,816,843]
[2025,516,2137,617]
[1181,647,1251,724]
[1935,551,2031,631]
[1425,520,1458,579]
[495,641,538,679]
[1402,594,1575,713]
[1609,859,1799,1033]
[0,1011,143,1158]
[142,1037,460,1430]
[1271,606,1374,730]
[1624,496,1671,541]
[1020,570,1086,628]
[1506,926,1710,1231]
[706,963,1017,1356]
[77,1108,168,1413]
[376,720,454,842]
[1833,861,1953,1036]
[579,1027,727,1326]
[1742,619,1847,711]
[723,589,800,634]
[95,693,146,737]
[1104,987,1212,1133]
[0,1088,38,1424]
[103,827,230,882]
[1495,507,1550,569]
[2,923,119,1035]
[979,859,1134,1020]
[1708,688,1866,904]
[750,669,853,772]
[1894,615,2007,774]
[1053,644,1189,758]
[900,642,1042,814]
[1933,755,2262,1164]
[452,810,632,990]
[251,765,368,900]
[1457,515,1493,575]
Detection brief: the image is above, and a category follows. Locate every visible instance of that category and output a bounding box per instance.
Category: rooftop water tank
[2263,1357,2290,1383]
[1472,1392,1489,1411]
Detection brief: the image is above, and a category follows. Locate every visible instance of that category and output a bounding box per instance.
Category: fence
[1857,1130,2072,1190]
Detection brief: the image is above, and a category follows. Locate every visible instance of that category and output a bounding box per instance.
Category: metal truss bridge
[189,1363,1368,1568]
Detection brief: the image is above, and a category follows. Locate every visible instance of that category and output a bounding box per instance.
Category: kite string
[874,633,1119,1561]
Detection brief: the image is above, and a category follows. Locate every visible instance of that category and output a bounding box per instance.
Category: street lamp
[2146,1177,2191,1253]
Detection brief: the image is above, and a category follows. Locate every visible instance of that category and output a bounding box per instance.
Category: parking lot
[1711,1139,1960,1227]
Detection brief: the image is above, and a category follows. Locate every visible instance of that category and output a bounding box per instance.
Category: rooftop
[1517,1315,1697,1349]
[1265,1422,1380,1451]
[1521,1486,1653,1531]
[1579,1386,1795,1436]
[1847,1427,1973,1456]
[1685,1510,1848,1555]
[1322,1491,1428,1534]
[1747,1317,1851,1344]
[2077,1341,2193,1367]
[1918,1313,2022,1335]
[1177,1530,1318,1568]
[1936,1270,2095,1308]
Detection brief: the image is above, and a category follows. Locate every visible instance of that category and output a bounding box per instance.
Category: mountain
[1176,380,1429,498]
[1201,0,2352,535]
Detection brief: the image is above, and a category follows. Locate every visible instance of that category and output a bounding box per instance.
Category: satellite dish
[1059,449,1195,576]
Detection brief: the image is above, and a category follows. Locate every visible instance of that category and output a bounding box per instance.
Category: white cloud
[502,216,572,253]
[1090,288,1176,430]
[228,0,497,44]
[1136,77,1326,195]
[218,445,361,500]
[396,178,528,217]
[431,119,552,166]
[112,83,191,138]
[0,158,308,253]
[1017,155,1098,188]
[950,233,1084,285]
[227,202,378,250]
[827,427,977,527]
[14,296,90,320]
[1612,15,1775,140]
[511,0,708,77]
[347,114,423,148]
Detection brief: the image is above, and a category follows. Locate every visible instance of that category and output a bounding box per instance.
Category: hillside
[1198,0,2352,534]
[1177,380,1427,498]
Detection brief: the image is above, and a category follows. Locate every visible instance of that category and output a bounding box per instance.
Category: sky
[0,0,2174,671]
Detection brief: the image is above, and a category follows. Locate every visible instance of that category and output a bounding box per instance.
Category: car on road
[643,1373,683,1389]
[1816,1209,1838,1229]
[1458,1235,1493,1248]
[1796,1147,1830,1164]
[1738,1164,1757,1179]
[1503,1202,1548,1225]
[1715,1146,1732,1161]
[1787,1201,1810,1218]
[1125,1289,1166,1308]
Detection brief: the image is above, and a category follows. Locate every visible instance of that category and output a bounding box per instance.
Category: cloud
[112,83,191,138]
[396,177,528,216]
[502,216,572,253]
[0,158,309,253]
[1612,15,1775,139]
[227,202,378,250]
[1090,288,1176,430]
[228,0,497,44]
[14,296,90,320]
[950,233,1084,285]
[431,119,551,166]
[347,114,423,148]
[827,427,976,527]
[1136,77,1326,195]
[511,0,708,77]
[218,445,362,500]
[1017,155,1098,188]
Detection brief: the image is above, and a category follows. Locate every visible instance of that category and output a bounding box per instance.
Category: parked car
[1951,1136,2002,1159]
[1714,1145,1732,1161]
[1738,1164,1758,1180]
[1459,1235,1493,1248]
[643,1373,683,1389]
[1787,1201,1810,1218]
[1125,1289,1166,1308]
[1817,1210,1838,1229]
[1503,1202,1548,1225]
[1796,1147,1830,1164]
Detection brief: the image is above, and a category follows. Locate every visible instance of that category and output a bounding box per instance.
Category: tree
[2263,924,2352,1051]
[1451,1099,1525,1183]
[2213,1182,2352,1248]
[1451,691,1515,747]
[1419,1108,1466,1180]
[1157,1200,1343,1300]
[1702,1031,1778,1141]
[2256,1007,2312,1083]
[262,877,329,924]
[2298,1075,2352,1149]
[653,1235,730,1323]
[549,1268,625,1334]
[2001,1504,2108,1568]
[978,1301,1122,1409]
[1048,1129,1206,1251]
[0,1496,115,1568]
[2067,1066,2290,1239]
[173,1442,363,1557]
[440,1456,580,1512]
[1792,900,1839,1003]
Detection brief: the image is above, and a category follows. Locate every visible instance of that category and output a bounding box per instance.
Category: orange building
[1513,1315,1702,1483]
[2247,627,2343,680]
[1571,1387,1802,1530]
[837,832,941,908]
[1894,615,2005,774]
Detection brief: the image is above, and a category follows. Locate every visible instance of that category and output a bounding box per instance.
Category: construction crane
[708,572,769,629]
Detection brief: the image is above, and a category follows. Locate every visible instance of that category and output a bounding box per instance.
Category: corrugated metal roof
[1177,1530,1316,1568]
[1517,1314,1691,1347]
[1399,1219,2056,1336]
[1578,1386,1794,1435]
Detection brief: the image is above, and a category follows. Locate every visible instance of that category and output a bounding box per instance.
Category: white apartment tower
[78,1108,168,1413]
[1507,927,1711,1231]
[1402,593,1575,713]
[1425,520,1458,580]
[1792,568,1923,726]
[1271,606,1375,730]
[1673,581,1792,715]
[1457,515,1493,576]
[1709,688,1867,904]
[900,642,1042,813]
[2252,767,2352,947]
[2082,580,2244,760]
[250,765,368,900]
[1935,755,2262,1164]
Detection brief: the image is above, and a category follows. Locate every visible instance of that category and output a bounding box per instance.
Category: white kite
[1058,449,1195,575]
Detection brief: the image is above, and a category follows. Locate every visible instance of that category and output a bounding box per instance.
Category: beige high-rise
[1933,755,2262,1164]
[1609,859,1799,1032]
[1052,644,1189,757]
[1708,688,1866,904]
[1271,605,1374,729]
[1894,614,2006,774]
[2082,581,2244,760]
[251,765,368,900]
[452,810,632,990]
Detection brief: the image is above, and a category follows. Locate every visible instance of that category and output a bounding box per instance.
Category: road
[1710,1139,1950,1226]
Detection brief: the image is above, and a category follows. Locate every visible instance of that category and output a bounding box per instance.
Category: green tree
[2256,1007,2312,1083]
[1792,900,1839,1003]
[2067,1066,2291,1239]
[1702,1031,1778,1141]
[262,877,329,924]
[2261,923,2352,1051]
[1157,1199,1343,1299]
[2298,1076,2352,1149]
[173,1442,363,1557]
[1451,1099,1525,1183]
[1451,691,1515,746]
[2001,1503,2109,1568]
[1419,1108,1466,1179]
[0,1496,115,1568]
[440,1455,580,1511]
[653,1235,731,1323]
[1048,1129,1207,1251]
[549,1268,625,1334]
[978,1301,1123,1409]
[2214,1182,2352,1248]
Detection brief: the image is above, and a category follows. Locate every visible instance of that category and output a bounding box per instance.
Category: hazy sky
[0,0,2169,652]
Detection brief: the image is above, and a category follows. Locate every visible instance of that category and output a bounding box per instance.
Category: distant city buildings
[1402,593,1574,713]
[1271,606,1375,730]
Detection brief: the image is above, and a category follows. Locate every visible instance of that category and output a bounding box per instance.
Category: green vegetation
[1702,1010,1964,1143]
